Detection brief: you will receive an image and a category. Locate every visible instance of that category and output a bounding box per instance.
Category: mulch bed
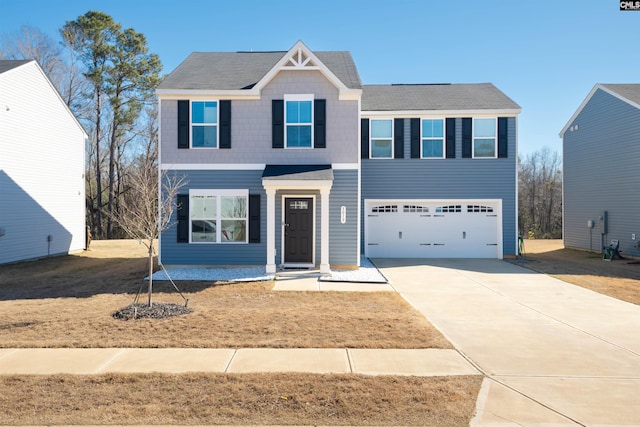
[112,303,192,320]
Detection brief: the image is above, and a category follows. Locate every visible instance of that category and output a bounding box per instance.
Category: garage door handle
[399,231,402,239]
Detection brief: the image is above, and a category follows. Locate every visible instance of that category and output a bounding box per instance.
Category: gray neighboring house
[0,60,87,264]
[157,41,521,272]
[561,84,640,257]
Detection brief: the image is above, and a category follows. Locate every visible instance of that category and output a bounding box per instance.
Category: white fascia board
[361,109,520,117]
[161,163,266,170]
[156,89,261,100]
[600,85,640,110]
[331,163,359,169]
[262,179,333,190]
[559,84,601,138]
[557,84,640,138]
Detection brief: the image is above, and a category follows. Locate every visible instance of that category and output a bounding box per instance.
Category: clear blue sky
[1,0,637,156]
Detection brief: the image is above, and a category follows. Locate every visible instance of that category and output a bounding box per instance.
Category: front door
[284,197,313,264]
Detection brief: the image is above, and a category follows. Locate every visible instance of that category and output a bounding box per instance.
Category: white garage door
[365,200,501,258]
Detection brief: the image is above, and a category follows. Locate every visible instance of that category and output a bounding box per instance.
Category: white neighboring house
[0,60,87,264]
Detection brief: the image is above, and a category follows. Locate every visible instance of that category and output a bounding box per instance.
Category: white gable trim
[254,40,362,101]
[560,84,640,138]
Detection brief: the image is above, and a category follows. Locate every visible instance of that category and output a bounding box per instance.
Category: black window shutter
[446,118,456,159]
[177,100,189,149]
[314,99,326,148]
[272,100,284,149]
[249,194,261,243]
[462,118,472,158]
[410,118,420,158]
[219,100,231,149]
[498,117,508,158]
[177,194,189,243]
[394,118,404,159]
[361,118,369,159]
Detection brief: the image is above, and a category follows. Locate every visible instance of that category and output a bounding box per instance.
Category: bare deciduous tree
[518,147,563,239]
[109,161,185,307]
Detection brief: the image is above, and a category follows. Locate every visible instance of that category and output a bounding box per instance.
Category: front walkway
[374,258,640,427]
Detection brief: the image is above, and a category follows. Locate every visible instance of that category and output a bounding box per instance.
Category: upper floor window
[422,119,444,159]
[370,119,393,158]
[473,118,496,158]
[285,95,313,148]
[191,101,218,148]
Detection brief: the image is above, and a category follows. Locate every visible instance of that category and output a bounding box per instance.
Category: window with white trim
[285,95,313,148]
[190,189,248,243]
[473,118,497,158]
[370,119,393,158]
[191,101,218,148]
[421,119,444,158]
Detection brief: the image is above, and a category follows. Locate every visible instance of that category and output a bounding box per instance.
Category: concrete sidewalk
[0,347,477,377]
[375,258,640,427]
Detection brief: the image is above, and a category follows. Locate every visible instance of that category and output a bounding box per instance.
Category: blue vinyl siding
[361,117,517,256]
[329,170,359,265]
[160,168,359,266]
[563,89,640,257]
[160,169,266,265]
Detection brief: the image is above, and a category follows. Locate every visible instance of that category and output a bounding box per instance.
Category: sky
[1,0,637,157]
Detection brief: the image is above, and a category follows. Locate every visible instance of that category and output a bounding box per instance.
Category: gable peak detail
[284,47,318,68]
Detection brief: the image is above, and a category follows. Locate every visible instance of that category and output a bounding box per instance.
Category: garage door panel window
[467,205,494,213]
[404,205,429,213]
[422,119,444,159]
[370,119,393,158]
[436,205,462,213]
[371,205,398,213]
[473,118,497,158]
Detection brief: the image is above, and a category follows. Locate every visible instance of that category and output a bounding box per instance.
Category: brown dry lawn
[0,240,450,349]
[0,240,479,426]
[519,239,640,305]
[0,373,481,426]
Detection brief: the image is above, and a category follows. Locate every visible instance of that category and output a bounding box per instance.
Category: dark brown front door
[284,197,313,263]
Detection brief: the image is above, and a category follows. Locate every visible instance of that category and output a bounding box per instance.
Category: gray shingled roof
[362,83,520,111]
[601,84,640,106]
[158,51,361,91]
[0,59,32,74]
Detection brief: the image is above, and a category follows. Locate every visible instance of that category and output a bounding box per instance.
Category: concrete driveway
[374,258,640,427]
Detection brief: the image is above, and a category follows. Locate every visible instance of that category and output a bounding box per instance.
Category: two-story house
[156,41,520,273]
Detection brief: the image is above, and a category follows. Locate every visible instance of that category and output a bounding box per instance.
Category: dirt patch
[517,239,640,305]
[0,240,451,349]
[0,373,481,426]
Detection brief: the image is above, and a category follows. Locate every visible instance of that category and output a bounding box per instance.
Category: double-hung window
[285,95,313,148]
[473,118,497,158]
[190,190,248,243]
[421,119,444,158]
[370,119,393,158]
[191,101,218,148]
